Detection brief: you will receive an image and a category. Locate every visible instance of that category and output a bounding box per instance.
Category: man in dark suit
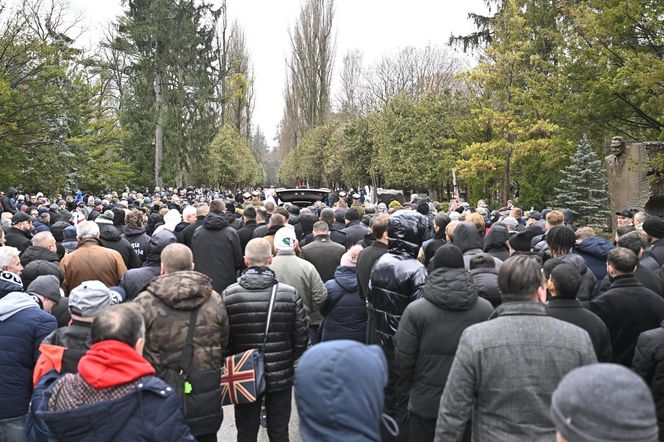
[341,208,370,250]
[590,247,664,367]
[300,222,345,284]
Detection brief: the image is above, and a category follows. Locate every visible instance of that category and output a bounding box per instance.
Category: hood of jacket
[295,340,387,442]
[202,212,232,231]
[78,340,155,389]
[575,236,614,260]
[238,267,279,291]
[98,224,122,242]
[5,186,17,197]
[123,226,146,237]
[559,253,590,275]
[334,266,358,292]
[387,210,428,258]
[0,291,39,320]
[143,271,213,310]
[144,231,177,266]
[483,224,510,252]
[422,267,479,311]
[453,222,483,253]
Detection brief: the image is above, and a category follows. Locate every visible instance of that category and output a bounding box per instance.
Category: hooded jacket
[557,253,597,304]
[470,266,502,308]
[454,222,503,270]
[98,224,140,270]
[483,225,511,262]
[120,231,177,301]
[29,341,195,442]
[0,292,57,419]
[367,211,428,347]
[321,266,367,342]
[122,225,150,264]
[295,340,387,442]
[575,236,614,282]
[134,270,229,435]
[0,186,17,213]
[394,267,493,418]
[222,267,308,392]
[192,212,243,294]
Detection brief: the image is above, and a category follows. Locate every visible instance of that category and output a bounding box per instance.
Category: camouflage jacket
[133,271,229,374]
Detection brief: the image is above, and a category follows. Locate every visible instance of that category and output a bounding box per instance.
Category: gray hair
[182,205,197,219]
[0,246,20,269]
[77,221,100,239]
[245,238,272,266]
[32,231,55,248]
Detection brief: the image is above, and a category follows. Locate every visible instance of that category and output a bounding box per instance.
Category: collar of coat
[489,301,547,320]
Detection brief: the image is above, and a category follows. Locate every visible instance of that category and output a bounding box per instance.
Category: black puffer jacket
[633,320,664,437]
[122,226,150,264]
[120,231,177,300]
[222,267,308,392]
[367,210,428,347]
[192,213,243,294]
[558,253,597,305]
[98,224,141,269]
[394,267,493,418]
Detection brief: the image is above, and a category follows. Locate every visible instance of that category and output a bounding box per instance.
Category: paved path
[217,396,303,441]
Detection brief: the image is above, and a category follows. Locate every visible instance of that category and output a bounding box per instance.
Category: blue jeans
[308,325,319,345]
[0,414,26,442]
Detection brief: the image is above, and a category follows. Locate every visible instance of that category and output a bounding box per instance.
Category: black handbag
[159,307,223,436]
[221,283,278,405]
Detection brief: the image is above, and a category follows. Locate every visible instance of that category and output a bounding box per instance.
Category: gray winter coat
[434,301,596,442]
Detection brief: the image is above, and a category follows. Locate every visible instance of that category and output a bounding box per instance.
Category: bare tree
[364,45,463,108]
[282,0,335,149]
[336,48,363,116]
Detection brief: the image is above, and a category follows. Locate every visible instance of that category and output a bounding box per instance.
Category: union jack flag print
[221,350,259,405]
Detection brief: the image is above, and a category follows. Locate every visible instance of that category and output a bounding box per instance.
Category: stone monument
[605,136,664,218]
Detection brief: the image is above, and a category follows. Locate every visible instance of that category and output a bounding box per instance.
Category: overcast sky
[63,0,487,147]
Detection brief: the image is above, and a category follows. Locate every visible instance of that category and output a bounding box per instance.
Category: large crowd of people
[1,184,664,442]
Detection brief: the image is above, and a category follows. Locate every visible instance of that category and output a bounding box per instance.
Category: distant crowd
[1,184,664,442]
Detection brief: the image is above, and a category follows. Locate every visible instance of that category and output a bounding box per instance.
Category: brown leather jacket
[59,238,127,294]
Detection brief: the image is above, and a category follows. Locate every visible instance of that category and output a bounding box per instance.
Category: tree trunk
[154,70,164,188]
[503,147,512,205]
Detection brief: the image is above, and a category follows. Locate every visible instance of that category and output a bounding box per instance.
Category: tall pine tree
[554,136,611,228]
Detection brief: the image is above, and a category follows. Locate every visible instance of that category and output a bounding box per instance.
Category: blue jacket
[295,340,387,442]
[321,266,366,342]
[575,236,614,283]
[0,292,57,419]
[29,372,196,442]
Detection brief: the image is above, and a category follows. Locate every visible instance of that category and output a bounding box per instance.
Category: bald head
[160,243,194,274]
[245,238,272,267]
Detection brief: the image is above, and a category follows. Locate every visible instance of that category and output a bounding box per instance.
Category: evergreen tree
[554,136,611,228]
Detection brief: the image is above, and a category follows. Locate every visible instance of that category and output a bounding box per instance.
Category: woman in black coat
[394,244,493,442]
